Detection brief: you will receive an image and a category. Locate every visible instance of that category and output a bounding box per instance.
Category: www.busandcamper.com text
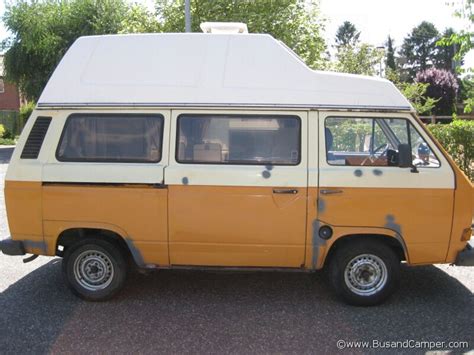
[336,339,469,351]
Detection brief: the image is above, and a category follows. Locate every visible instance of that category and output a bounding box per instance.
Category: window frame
[175,113,302,166]
[55,113,165,164]
[324,116,441,169]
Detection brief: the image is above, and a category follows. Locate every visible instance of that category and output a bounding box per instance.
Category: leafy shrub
[0,124,16,145]
[0,111,20,136]
[427,119,474,180]
[0,123,14,141]
[386,69,438,115]
[19,102,35,128]
[2,126,14,139]
[459,75,474,113]
[400,82,439,115]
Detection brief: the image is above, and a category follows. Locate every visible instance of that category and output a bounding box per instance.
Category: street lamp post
[376,46,385,77]
[185,0,191,33]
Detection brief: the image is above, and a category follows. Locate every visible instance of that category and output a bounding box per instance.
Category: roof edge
[36,102,414,112]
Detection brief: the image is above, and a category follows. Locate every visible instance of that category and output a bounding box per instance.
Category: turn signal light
[461,227,472,241]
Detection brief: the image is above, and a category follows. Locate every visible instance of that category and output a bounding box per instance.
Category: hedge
[427,119,474,180]
[0,111,20,137]
[0,122,16,145]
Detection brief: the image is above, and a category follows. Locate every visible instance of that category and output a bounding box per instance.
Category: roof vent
[200,22,248,34]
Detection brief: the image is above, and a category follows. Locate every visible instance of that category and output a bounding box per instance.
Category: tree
[385,69,438,115]
[155,0,327,69]
[399,21,440,80]
[2,0,157,101]
[120,4,162,34]
[399,82,438,115]
[385,36,396,71]
[334,43,383,76]
[437,0,473,112]
[459,75,474,113]
[335,21,360,47]
[416,68,459,115]
[434,28,461,72]
[438,0,473,63]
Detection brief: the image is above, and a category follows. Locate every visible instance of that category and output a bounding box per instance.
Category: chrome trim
[273,188,298,194]
[320,189,343,195]
[36,102,414,111]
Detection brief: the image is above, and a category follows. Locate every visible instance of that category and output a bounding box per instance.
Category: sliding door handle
[320,189,343,195]
[273,188,298,194]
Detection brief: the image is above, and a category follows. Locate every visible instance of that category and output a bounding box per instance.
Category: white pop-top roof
[38,33,413,110]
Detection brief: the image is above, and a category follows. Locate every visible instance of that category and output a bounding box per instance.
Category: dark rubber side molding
[0,237,26,256]
[455,241,474,266]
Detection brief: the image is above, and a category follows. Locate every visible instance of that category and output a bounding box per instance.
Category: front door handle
[320,189,343,195]
[273,188,298,194]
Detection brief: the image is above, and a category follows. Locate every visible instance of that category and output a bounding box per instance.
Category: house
[0,55,21,111]
[0,55,23,135]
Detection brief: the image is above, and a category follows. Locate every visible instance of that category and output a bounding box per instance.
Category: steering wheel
[373,143,389,156]
[361,143,390,166]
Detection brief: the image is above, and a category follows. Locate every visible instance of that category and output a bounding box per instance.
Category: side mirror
[398,143,419,173]
[398,144,412,168]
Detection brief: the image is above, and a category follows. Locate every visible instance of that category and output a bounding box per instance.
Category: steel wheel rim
[344,254,388,296]
[73,250,114,291]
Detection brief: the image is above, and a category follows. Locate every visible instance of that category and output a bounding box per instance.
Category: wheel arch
[323,232,408,269]
[55,226,144,267]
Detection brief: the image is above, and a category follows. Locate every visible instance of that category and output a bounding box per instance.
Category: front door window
[325,117,440,168]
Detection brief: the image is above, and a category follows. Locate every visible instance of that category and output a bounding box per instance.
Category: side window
[325,117,440,167]
[57,114,164,163]
[177,115,300,165]
[409,125,440,167]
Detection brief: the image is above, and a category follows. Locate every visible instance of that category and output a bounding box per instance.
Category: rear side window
[176,115,301,165]
[56,114,164,163]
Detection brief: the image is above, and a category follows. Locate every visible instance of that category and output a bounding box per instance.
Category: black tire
[329,240,400,306]
[62,238,128,301]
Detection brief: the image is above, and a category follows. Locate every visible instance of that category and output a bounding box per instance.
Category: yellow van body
[3,108,472,269]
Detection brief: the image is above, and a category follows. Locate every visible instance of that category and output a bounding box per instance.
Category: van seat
[178,142,186,160]
[193,143,222,162]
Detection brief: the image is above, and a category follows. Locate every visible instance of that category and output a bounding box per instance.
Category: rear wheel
[62,238,128,301]
[329,240,400,306]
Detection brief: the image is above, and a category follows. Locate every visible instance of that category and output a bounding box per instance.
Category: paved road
[0,147,473,354]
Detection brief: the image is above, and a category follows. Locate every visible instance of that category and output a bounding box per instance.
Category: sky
[0,0,472,68]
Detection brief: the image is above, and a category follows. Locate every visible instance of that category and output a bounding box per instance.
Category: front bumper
[0,237,26,256]
[455,240,474,266]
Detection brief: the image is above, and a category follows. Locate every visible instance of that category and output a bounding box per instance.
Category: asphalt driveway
[0,146,473,354]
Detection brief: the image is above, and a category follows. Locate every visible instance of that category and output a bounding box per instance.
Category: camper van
[1,24,472,306]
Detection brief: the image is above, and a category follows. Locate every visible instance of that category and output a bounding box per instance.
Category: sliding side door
[166,110,308,267]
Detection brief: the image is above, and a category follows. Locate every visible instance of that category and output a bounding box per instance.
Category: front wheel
[62,238,128,301]
[329,240,400,306]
